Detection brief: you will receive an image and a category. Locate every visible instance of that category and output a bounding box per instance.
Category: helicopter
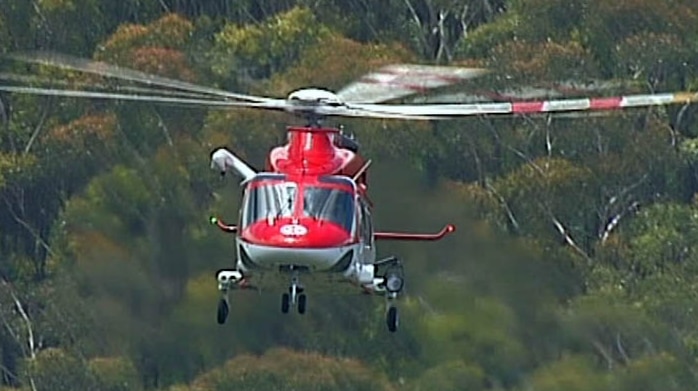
[0,52,696,332]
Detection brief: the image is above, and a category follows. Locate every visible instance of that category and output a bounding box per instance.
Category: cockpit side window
[242,181,297,228]
[303,186,355,232]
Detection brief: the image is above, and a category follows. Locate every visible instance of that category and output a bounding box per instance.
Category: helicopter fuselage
[211,125,452,330]
[231,168,377,292]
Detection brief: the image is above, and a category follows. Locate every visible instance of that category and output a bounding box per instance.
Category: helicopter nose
[242,217,352,248]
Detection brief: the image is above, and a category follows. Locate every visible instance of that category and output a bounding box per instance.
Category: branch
[403,0,430,56]
[0,278,36,360]
[598,175,647,242]
[600,201,639,244]
[2,195,55,259]
[23,99,51,155]
[0,303,22,355]
[464,132,485,186]
[545,116,553,157]
[508,145,546,176]
[0,362,20,382]
[485,182,520,233]
[543,205,592,263]
[615,332,630,364]
[521,114,553,158]
[0,95,14,154]
[435,10,449,63]
[591,339,615,370]
[458,4,470,37]
[153,109,174,147]
[157,0,170,13]
[0,278,39,391]
[670,102,691,149]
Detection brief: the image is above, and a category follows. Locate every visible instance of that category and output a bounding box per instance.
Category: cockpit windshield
[242,180,297,228]
[241,175,356,232]
[303,186,355,232]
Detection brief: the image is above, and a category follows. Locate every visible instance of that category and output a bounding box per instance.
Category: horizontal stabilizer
[210,216,237,234]
[375,224,455,241]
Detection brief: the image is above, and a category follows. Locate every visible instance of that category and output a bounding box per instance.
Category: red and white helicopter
[1,52,696,332]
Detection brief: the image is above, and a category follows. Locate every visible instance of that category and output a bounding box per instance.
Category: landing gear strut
[281,273,307,314]
[215,269,243,325]
[378,258,404,333]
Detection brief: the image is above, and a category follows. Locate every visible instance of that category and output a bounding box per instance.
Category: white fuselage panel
[234,240,377,294]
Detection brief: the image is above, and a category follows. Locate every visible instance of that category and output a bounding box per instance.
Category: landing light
[385,274,404,293]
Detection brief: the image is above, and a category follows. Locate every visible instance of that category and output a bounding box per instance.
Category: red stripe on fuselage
[241,217,353,248]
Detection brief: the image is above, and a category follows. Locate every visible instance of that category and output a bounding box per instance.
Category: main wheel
[297,294,307,314]
[281,293,291,314]
[216,298,229,325]
[386,306,399,332]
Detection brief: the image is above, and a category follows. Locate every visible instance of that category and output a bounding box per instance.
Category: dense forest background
[1,0,698,390]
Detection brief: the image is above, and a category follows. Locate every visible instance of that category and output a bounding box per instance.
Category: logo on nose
[280,224,308,236]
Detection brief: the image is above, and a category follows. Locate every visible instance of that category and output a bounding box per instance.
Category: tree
[210,7,331,81]
[409,360,485,391]
[185,347,396,391]
[88,356,142,391]
[20,348,94,391]
[522,354,610,391]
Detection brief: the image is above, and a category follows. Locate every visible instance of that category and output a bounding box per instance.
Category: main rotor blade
[348,92,698,119]
[0,72,221,99]
[0,85,289,110]
[337,64,489,104]
[418,80,642,104]
[316,105,438,120]
[5,51,275,103]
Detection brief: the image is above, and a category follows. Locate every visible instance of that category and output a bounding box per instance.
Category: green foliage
[185,348,395,391]
[1,3,698,391]
[210,6,331,80]
[269,33,415,93]
[410,360,486,391]
[509,0,587,43]
[522,354,610,391]
[457,12,519,59]
[0,12,9,53]
[20,348,94,391]
[88,356,142,391]
[95,13,197,81]
[612,352,696,390]
[0,153,37,188]
[487,40,600,84]
[490,156,596,243]
[415,290,527,384]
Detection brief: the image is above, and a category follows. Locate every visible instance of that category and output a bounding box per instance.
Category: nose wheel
[379,258,404,333]
[217,297,229,325]
[386,305,399,332]
[281,275,307,314]
[214,269,243,325]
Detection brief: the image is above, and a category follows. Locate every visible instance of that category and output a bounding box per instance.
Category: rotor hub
[287,88,343,106]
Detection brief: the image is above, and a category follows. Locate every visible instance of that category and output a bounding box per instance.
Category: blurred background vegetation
[0,0,697,390]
